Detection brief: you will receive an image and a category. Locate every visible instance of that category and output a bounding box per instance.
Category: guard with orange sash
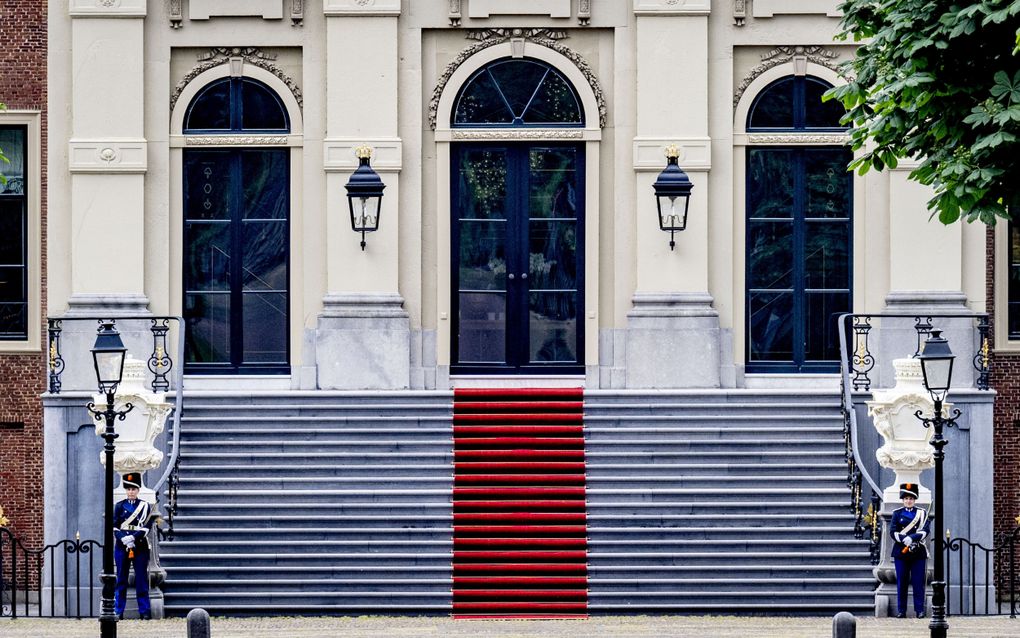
[890,482,930,618]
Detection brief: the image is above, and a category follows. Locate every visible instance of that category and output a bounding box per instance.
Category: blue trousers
[894,555,927,615]
[114,544,150,617]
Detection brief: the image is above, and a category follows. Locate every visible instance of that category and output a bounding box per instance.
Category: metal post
[929,396,949,638]
[99,391,118,638]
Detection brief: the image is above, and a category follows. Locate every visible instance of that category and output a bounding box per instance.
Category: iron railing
[46,316,186,539]
[0,527,102,619]
[945,526,1019,617]
[837,312,992,564]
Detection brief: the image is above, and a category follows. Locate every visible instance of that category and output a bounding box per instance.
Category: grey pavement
[1,616,1019,638]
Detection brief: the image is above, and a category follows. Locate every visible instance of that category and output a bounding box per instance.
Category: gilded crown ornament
[664,144,680,159]
[354,145,373,160]
[0,505,9,527]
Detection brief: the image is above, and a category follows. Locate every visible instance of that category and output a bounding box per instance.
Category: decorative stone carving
[734,0,746,25]
[733,46,846,108]
[452,130,585,140]
[430,31,607,130]
[96,358,172,502]
[171,48,303,113]
[449,0,462,25]
[866,358,942,503]
[578,0,591,25]
[69,139,148,174]
[291,0,304,25]
[169,0,184,28]
[185,136,290,146]
[746,134,848,145]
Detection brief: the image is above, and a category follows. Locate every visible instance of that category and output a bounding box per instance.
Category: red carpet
[452,388,587,619]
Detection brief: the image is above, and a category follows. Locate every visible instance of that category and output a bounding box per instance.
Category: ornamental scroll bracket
[170,47,304,114]
[429,30,607,130]
[733,45,848,108]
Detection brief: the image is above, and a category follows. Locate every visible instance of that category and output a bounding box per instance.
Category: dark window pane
[805,77,847,129]
[458,292,506,363]
[242,221,288,291]
[184,293,231,363]
[806,149,852,218]
[0,127,26,190]
[0,200,25,265]
[185,152,233,220]
[185,79,231,131]
[805,222,851,289]
[459,150,508,220]
[523,71,583,125]
[748,221,794,289]
[185,221,231,291]
[748,77,795,129]
[0,266,25,302]
[242,151,288,219]
[529,148,577,219]
[804,292,850,361]
[529,292,577,363]
[459,220,507,291]
[748,149,795,219]
[529,221,578,290]
[0,303,26,337]
[241,79,289,131]
[243,292,288,363]
[487,60,549,119]
[749,292,793,361]
[454,70,514,126]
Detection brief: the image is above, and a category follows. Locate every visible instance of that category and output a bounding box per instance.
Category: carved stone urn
[867,357,944,504]
[95,357,172,504]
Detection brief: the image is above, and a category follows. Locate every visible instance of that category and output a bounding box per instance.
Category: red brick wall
[0,0,47,550]
[988,225,1020,542]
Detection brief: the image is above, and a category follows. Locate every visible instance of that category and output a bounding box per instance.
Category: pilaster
[67,0,149,316]
[318,2,408,389]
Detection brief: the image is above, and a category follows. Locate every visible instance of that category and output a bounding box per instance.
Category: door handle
[521,273,528,280]
[508,273,515,280]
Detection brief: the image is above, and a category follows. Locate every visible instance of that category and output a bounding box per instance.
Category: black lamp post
[915,329,960,638]
[345,145,386,251]
[86,321,134,638]
[652,144,694,250]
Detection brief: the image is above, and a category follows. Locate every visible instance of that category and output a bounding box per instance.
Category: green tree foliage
[829,0,1020,224]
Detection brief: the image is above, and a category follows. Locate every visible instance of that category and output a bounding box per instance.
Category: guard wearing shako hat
[113,472,156,619]
[890,482,931,618]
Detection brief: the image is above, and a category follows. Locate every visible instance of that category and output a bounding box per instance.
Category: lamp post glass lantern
[915,328,959,638]
[345,145,386,251]
[88,320,134,637]
[653,144,693,250]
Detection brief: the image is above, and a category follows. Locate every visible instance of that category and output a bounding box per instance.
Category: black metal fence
[945,526,1020,617]
[0,527,102,619]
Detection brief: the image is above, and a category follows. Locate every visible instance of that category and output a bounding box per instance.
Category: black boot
[896,612,906,618]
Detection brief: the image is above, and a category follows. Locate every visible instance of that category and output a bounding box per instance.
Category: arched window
[747,76,847,131]
[452,58,584,128]
[184,77,290,133]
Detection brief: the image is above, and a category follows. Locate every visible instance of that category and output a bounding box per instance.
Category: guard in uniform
[890,482,930,618]
[113,472,154,620]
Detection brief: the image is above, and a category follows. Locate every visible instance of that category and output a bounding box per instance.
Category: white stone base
[625,292,721,389]
[316,293,410,390]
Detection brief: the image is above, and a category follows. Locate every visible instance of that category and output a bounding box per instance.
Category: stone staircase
[159,389,876,616]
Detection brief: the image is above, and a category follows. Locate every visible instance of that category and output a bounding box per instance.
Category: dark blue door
[183,149,290,374]
[452,144,584,374]
[746,146,852,373]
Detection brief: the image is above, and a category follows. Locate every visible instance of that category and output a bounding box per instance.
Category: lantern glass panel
[94,350,125,391]
[657,194,689,231]
[921,356,953,396]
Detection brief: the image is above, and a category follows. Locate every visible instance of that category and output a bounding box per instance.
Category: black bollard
[187,608,211,638]
[832,611,856,638]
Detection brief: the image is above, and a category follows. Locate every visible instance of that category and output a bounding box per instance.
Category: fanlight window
[453,59,584,128]
[747,76,847,131]
[184,77,290,133]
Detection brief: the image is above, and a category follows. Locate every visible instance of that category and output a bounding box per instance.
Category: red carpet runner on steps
[452,387,587,619]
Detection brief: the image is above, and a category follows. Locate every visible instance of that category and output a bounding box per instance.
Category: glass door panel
[453,144,583,373]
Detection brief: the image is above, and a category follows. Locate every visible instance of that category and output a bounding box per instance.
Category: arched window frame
[183,76,291,134]
[746,75,848,132]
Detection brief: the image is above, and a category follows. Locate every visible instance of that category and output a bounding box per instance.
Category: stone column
[626,0,719,388]
[318,0,409,389]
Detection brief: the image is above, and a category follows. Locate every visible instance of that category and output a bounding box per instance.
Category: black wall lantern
[653,144,694,250]
[345,145,386,251]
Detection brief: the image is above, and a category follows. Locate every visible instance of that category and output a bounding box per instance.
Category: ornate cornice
[170,48,304,114]
[429,32,607,130]
[734,46,847,108]
[452,129,585,140]
[746,133,848,145]
[185,136,290,146]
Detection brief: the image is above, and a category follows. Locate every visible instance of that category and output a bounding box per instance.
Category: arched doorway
[181,77,291,374]
[744,75,852,373]
[450,58,586,374]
